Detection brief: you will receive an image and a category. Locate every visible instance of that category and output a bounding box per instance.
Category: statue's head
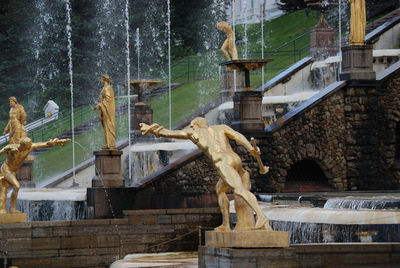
[19,137,32,150]
[101,74,112,85]
[9,96,17,107]
[190,117,208,130]
[217,21,231,33]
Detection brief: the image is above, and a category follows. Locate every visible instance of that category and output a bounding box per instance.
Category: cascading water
[324,197,400,210]
[258,195,400,244]
[9,189,86,221]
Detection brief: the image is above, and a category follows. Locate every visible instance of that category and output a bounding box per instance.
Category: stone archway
[282,159,335,192]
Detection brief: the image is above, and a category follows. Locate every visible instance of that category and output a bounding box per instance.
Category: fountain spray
[243,0,248,59]
[261,2,265,87]
[125,0,131,181]
[233,0,237,91]
[136,28,140,80]
[66,0,76,185]
[167,0,172,129]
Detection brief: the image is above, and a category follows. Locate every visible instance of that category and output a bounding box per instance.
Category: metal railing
[170,30,311,84]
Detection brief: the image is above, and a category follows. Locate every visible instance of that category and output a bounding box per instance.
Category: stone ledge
[0,213,27,224]
[123,207,220,216]
[205,230,290,248]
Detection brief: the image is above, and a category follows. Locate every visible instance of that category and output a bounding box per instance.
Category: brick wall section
[199,243,400,267]
[0,208,221,268]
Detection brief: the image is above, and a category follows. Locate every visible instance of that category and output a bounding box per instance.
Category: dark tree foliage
[0,0,227,122]
[278,0,306,12]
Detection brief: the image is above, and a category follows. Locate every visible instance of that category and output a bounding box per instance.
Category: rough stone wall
[1,208,221,268]
[376,74,400,189]
[344,85,381,190]
[256,89,347,192]
[138,153,218,195]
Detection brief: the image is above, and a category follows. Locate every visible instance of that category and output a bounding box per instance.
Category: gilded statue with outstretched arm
[349,0,366,45]
[217,21,239,61]
[140,118,271,231]
[0,137,71,214]
[94,74,116,150]
[3,97,27,144]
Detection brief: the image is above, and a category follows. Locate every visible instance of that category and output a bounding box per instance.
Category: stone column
[91,150,124,187]
[16,156,35,188]
[220,68,245,102]
[340,45,376,80]
[310,24,337,60]
[131,104,153,133]
[231,91,264,133]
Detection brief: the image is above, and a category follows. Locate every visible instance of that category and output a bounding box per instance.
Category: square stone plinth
[205,230,289,248]
[0,213,27,223]
[92,150,124,187]
[340,45,376,80]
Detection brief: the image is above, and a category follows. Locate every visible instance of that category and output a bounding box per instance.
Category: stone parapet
[1,208,221,268]
[199,243,400,267]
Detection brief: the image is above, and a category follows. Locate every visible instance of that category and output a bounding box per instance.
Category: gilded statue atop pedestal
[94,74,116,150]
[217,21,239,61]
[349,0,366,45]
[0,137,70,214]
[140,118,271,231]
[3,97,27,144]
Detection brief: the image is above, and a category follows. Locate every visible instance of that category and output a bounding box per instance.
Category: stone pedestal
[205,230,289,248]
[231,91,264,133]
[310,24,337,60]
[0,213,27,223]
[16,156,35,188]
[340,45,376,80]
[220,68,245,102]
[91,150,124,187]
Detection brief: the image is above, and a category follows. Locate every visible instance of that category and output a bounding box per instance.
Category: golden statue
[140,118,271,231]
[94,74,116,150]
[0,137,70,214]
[3,97,27,144]
[349,0,366,45]
[217,21,239,61]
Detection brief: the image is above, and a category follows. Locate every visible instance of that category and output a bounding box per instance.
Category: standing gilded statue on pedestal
[140,118,271,231]
[3,97,27,144]
[349,0,366,45]
[217,21,239,61]
[94,74,116,150]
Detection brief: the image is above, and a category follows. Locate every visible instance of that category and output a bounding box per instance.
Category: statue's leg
[214,179,230,232]
[0,179,8,213]
[5,172,20,213]
[234,169,255,230]
[216,163,271,230]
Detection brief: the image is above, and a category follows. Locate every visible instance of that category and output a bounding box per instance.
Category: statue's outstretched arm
[224,127,257,156]
[140,123,190,140]
[0,145,12,156]
[31,138,71,150]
